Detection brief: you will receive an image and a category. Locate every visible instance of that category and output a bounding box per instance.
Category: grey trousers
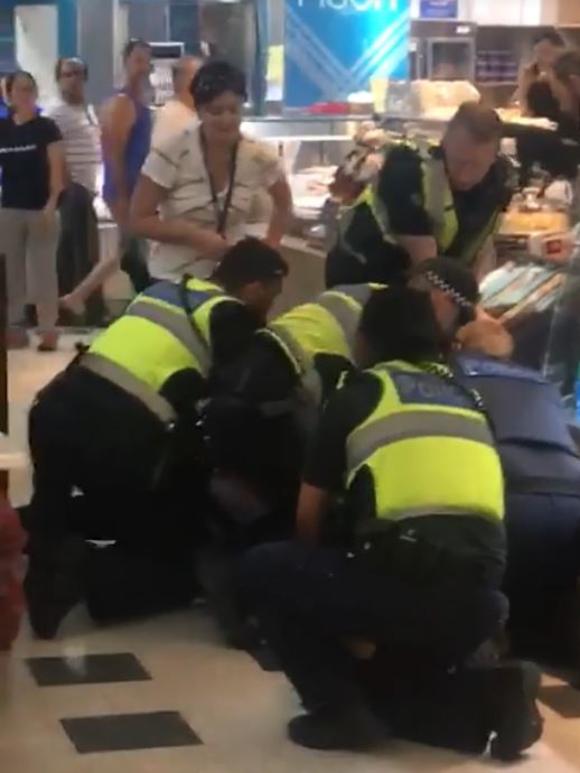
[0,208,60,331]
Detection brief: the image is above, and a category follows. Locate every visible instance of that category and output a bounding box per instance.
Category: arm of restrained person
[129,172,229,259]
[264,176,293,249]
[101,95,136,225]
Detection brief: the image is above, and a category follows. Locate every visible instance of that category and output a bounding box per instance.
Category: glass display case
[242,115,365,232]
[480,246,580,401]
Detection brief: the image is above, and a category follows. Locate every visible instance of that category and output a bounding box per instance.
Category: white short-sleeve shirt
[142,124,284,281]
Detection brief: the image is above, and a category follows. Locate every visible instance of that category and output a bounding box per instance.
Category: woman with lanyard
[130,60,293,282]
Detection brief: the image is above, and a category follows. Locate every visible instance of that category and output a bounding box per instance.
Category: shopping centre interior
[3,0,580,770]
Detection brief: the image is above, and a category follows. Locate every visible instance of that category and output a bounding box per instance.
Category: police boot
[24,534,87,640]
[288,703,388,752]
[485,661,543,761]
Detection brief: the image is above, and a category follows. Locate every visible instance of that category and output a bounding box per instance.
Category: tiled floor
[3,338,580,772]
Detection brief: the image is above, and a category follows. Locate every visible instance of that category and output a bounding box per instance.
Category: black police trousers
[27,364,206,555]
[240,541,506,711]
[504,491,580,660]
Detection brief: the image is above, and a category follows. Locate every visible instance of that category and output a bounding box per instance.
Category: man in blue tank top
[454,319,580,669]
[102,38,152,293]
[77,38,151,301]
[52,41,154,314]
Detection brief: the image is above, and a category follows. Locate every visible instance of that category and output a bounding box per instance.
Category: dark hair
[533,28,565,48]
[190,60,247,108]
[359,287,444,364]
[554,50,580,83]
[447,101,503,145]
[123,38,151,62]
[5,70,37,97]
[55,57,88,82]
[413,257,479,325]
[212,238,288,291]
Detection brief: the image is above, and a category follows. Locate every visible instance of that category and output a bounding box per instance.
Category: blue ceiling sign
[284,0,411,109]
[419,0,459,19]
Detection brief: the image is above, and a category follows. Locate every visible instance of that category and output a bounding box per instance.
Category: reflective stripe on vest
[346,363,504,524]
[422,157,458,252]
[126,299,212,377]
[266,284,382,402]
[81,352,177,425]
[347,410,494,472]
[125,279,226,379]
[343,142,499,267]
[317,284,375,353]
[88,279,234,398]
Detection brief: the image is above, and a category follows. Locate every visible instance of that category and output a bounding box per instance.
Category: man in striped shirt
[48,57,105,324]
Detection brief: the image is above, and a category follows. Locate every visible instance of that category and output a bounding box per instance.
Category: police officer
[201,281,384,646]
[207,257,479,530]
[240,287,541,756]
[201,258,478,648]
[25,238,288,639]
[326,102,514,288]
[455,319,580,665]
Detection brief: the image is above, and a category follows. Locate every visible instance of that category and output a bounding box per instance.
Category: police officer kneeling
[208,256,480,526]
[25,238,288,639]
[455,320,580,665]
[240,287,542,757]
[201,261,479,647]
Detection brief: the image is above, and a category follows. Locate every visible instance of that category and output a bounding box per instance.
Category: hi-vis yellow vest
[263,283,385,405]
[346,361,504,526]
[341,142,500,267]
[88,278,236,401]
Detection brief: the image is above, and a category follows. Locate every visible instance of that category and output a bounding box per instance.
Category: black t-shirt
[304,367,506,576]
[0,115,62,209]
[329,145,512,287]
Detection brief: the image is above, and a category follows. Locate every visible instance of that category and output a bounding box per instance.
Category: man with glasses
[48,58,104,324]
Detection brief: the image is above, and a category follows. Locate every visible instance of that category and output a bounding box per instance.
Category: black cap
[213,238,288,290]
[414,258,479,323]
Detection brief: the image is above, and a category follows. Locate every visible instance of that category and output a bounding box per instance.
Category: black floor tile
[26,653,151,687]
[61,711,202,754]
[539,684,580,718]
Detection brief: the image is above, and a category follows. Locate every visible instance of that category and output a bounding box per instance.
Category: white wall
[14,5,59,106]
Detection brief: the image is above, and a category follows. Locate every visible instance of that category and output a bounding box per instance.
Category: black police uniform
[240,366,507,713]
[25,292,259,632]
[326,144,512,288]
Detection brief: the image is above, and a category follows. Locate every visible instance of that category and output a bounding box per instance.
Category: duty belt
[80,352,177,425]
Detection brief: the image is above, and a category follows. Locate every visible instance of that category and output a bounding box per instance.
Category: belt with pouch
[352,520,488,586]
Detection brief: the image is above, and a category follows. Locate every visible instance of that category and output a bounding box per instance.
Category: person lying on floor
[455,318,580,668]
